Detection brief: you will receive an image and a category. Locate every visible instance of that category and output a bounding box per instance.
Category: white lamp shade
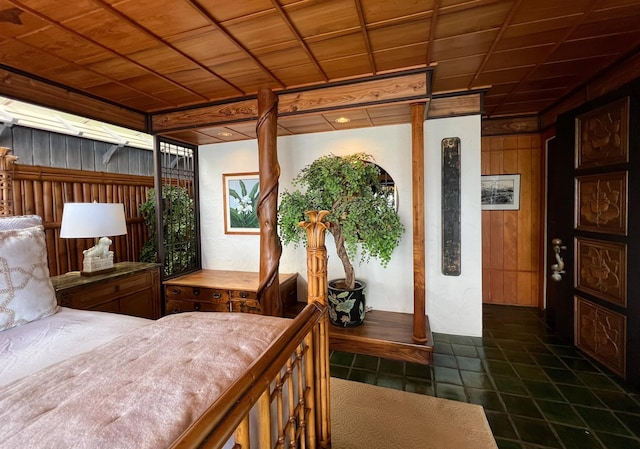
[60,202,127,238]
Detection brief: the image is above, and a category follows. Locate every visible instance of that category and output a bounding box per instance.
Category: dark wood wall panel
[481,134,544,307]
[6,164,154,276]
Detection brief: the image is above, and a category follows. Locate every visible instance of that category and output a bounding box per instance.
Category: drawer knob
[240,292,249,298]
[194,302,201,311]
[212,292,222,299]
[193,287,200,296]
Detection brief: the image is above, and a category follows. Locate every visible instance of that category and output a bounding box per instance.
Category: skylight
[0,96,153,150]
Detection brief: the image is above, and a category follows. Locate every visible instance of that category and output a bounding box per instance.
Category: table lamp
[60,202,127,275]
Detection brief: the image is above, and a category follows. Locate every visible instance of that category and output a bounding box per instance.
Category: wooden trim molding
[0,66,147,132]
[151,69,432,133]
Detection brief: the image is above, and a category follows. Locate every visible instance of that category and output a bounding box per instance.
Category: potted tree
[278,153,404,327]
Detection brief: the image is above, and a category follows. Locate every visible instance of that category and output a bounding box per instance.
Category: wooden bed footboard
[170,210,332,449]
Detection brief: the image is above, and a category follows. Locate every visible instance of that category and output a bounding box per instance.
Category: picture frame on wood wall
[223,172,260,235]
[481,174,521,210]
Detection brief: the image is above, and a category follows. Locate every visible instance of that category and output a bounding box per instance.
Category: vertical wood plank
[481,134,543,307]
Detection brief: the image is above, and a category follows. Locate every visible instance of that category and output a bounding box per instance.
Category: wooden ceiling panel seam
[468,0,523,89]
[186,0,287,88]
[92,0,246,97]
[487,0,602,117]
[354,0,377,74]
[7,0,207,108]
[426,0,441,64]
[268,0,329,81]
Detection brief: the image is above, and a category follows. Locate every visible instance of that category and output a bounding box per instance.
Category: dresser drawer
[62,271,153,309]
[165,285,230,304]
[166,299,231,314]
[230,298,262,314]
[229,289,257,300]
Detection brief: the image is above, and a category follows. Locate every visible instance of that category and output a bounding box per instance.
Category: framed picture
[223,172,260,234]
[481,174,521,210]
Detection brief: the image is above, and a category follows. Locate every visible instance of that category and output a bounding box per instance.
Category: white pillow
[0,225,58,331]
[0,214,43,231]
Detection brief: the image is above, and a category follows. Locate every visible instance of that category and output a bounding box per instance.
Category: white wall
[425,116,483,337]
[199,116,482,336]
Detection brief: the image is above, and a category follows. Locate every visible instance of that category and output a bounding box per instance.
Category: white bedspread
[0,311,290,449]
[0,307,152,387]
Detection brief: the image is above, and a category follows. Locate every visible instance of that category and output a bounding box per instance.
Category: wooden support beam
[256,88,283,317]
[151,69,431,133]
[411,103,427,343]
[0,67,147,132]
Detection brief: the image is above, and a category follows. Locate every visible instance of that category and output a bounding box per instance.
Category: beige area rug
[330,378,498,449]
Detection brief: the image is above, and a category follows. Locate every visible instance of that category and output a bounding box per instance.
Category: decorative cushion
[0,225,58,331]
[0,215,43,231]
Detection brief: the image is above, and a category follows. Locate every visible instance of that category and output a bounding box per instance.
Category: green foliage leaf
[277,153,405,283]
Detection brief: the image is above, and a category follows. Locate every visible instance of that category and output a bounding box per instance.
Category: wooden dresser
[51,262,162,320]
[164,270,297,316]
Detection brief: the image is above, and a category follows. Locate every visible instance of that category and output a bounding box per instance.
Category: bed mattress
[0,307,152,387]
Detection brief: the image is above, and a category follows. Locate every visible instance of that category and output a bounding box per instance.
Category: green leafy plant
[140,185,197,276]
[278,153,404,290]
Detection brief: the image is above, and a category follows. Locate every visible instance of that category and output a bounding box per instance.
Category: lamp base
[82,252,114,276]
[80,267,116,277]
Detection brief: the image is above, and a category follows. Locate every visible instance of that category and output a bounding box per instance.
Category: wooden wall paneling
[481,133,543,306]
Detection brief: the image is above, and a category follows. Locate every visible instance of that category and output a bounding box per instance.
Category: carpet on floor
[330,378,498,449]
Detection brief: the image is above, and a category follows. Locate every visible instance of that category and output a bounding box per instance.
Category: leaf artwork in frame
[223,172,260,234]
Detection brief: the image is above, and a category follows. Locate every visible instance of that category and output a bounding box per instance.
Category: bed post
[300,210,331,448]
[0,147,18,216]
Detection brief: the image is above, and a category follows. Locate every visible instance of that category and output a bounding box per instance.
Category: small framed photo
[481,174,521,210]
[223,172,260,234]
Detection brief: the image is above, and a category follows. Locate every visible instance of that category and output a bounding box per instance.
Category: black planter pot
[327,279,366,327]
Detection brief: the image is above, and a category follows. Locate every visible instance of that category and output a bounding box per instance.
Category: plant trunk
[329,223,355,290]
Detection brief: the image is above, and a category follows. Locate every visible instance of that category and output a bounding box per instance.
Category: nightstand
[51,262,162,319]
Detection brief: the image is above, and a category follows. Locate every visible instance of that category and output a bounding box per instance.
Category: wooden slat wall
[481,134,543,307]
[8,164,154,276]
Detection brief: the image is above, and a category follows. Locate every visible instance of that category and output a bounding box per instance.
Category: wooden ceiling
[0,0,639,145]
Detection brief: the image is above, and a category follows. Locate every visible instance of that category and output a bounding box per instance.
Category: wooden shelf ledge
[329,310,433,365]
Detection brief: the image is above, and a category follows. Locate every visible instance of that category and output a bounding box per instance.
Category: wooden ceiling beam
[188,0,286,89]
[0,66,147,132]
[270,0,329,82]
[7,0,207,106]
[354,0,377,74]
[152,69,432,133]
[488,0,601,117]
[90,0,245,97]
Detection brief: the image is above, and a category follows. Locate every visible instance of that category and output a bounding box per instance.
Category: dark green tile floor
[329,304,640,449]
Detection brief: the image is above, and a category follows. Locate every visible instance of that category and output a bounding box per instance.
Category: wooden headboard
[0,147,153,276]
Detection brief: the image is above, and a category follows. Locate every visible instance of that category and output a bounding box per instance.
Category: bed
[0,212,332,449]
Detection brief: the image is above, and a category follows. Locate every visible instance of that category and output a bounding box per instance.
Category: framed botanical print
[223,172,260,234]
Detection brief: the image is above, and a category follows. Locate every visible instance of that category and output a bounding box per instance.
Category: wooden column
[300,210,331,448]
[256,89,283,317]
[411,103,427,343]
[0,147,18,216]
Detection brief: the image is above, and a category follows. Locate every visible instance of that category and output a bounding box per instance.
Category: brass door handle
[550,238,566,281]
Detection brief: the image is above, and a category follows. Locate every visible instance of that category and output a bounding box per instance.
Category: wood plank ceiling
[0,0,639,145]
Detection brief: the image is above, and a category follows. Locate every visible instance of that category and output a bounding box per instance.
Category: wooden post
[0,147,18,216]
[411,103,428,343]
[256,88,283,317]
[300,210,331,448]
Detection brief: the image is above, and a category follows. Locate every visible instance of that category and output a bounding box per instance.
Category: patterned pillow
[0,215,43,231]
[0,225,58,331]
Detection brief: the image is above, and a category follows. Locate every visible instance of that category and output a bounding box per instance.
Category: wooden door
[548,89,639,382]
